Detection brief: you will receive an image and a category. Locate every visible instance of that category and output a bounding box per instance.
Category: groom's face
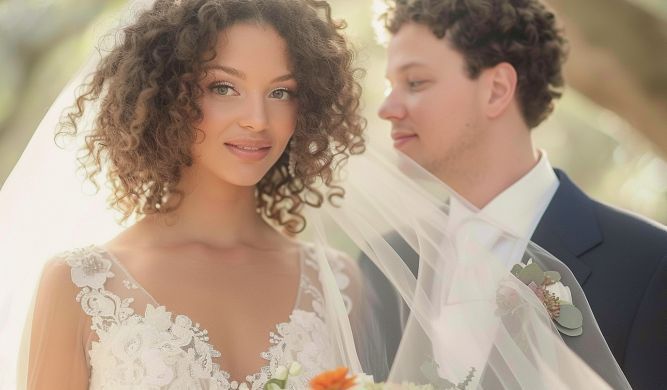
[379,23,485,181]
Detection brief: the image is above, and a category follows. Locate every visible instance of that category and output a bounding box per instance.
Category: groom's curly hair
[380,0,567,128]
[57,0,365,234]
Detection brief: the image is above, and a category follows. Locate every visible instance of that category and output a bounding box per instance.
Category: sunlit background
[1,0,665,223]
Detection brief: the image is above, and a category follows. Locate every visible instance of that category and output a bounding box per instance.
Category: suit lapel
[531,169,601,286]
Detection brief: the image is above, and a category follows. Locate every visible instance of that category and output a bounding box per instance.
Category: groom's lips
[391,131,418,149]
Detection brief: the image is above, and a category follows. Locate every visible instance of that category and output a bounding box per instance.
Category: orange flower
[310,367,357,390]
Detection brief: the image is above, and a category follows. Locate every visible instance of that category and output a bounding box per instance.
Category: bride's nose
[238,95,269,132]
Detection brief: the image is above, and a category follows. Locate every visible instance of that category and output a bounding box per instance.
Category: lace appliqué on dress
[62,244,351,390]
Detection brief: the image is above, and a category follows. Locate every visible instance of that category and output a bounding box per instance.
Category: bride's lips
[391,131,418,149]
[224,139,272,161]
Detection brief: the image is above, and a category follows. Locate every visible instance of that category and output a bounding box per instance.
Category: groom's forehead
[388,24,451,55]
[386,30,455,72]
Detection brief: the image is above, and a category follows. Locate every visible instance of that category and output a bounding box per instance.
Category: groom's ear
[482,62,518,119]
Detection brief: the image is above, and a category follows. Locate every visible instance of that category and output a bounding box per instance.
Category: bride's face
[379,23,486,181]
[192,23,298,187]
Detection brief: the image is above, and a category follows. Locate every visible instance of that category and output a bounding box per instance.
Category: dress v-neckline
[93,244,307,388]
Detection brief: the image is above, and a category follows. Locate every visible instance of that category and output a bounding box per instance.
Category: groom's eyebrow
[387,62,429,78]
[398,62,428,72]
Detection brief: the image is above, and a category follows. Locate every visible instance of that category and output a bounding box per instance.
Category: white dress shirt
[432,151,560,382]
[446,150,560,269]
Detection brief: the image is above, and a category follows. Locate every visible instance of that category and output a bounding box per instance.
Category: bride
[0,0,630,389]
[10,0,368,388]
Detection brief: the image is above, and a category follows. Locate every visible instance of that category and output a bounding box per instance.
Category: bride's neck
[132,168,275,250]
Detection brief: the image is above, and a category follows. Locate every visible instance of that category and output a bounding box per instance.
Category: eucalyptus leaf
[556,304,583,329]
[518,263,545,285]
[511,264,523,277]
[556,323,584,337]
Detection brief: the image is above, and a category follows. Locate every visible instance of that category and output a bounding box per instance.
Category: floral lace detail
[123,280,140,290]
[61,244,351,390]
[302,245,354,316]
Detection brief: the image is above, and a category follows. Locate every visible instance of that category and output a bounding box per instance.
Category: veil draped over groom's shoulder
[304,143,630,389]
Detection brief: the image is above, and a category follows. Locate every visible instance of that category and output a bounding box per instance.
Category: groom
[363,1,667,389]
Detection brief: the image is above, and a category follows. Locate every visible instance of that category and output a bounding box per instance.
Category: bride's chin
[215,167,271,188]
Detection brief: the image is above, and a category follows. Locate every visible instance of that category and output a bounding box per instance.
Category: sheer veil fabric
[0,0,629,388]
[308,145,630,389]
[0,2,150,387]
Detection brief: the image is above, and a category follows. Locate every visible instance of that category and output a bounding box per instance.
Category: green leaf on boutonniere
[556,323,584,337]
[543,271,561,284]
[518,263,545,285]
[504,262,584,337]
[555,304,583,330]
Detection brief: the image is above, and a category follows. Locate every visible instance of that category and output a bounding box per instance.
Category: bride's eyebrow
[204,64,246,80]
[272,73,295,83]
[203,64,294,83]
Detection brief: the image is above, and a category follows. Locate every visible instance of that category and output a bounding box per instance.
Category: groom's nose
[378,91,407,122]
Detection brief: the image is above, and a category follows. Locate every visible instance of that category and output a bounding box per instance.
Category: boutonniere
[509,260,584,336]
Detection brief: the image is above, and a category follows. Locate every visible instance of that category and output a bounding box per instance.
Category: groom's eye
[407,80,428,90]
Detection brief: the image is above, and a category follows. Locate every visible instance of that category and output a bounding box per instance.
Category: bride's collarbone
[108,243,301,281]
[103,243,304,327]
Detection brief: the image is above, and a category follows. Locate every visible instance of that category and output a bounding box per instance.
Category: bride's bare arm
[26,259,89,390]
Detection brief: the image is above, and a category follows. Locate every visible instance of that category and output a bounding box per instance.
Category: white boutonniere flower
[509,260,584,337]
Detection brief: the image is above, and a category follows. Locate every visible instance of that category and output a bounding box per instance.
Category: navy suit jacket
[360,169,667,389]
[531,170,667,389]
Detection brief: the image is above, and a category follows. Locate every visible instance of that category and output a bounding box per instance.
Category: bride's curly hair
[58,0,365,233]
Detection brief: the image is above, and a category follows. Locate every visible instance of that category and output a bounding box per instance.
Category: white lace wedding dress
[58,243,353,390]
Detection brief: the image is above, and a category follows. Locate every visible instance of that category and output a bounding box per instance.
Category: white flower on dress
[144,305,173,332]
[286,311,333,379]
[190,338,217,378]
[141,348,175,386]
[277,311,319,352]
[67,248,114,289]
[109,323,160,362]
[170,314,196,347]
[78,289,119,318]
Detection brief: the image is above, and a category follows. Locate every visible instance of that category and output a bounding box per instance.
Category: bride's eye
[210,82,239,96]
[269,88,294,101]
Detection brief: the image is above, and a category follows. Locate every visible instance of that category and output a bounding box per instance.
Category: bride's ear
[481,62,518,119]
